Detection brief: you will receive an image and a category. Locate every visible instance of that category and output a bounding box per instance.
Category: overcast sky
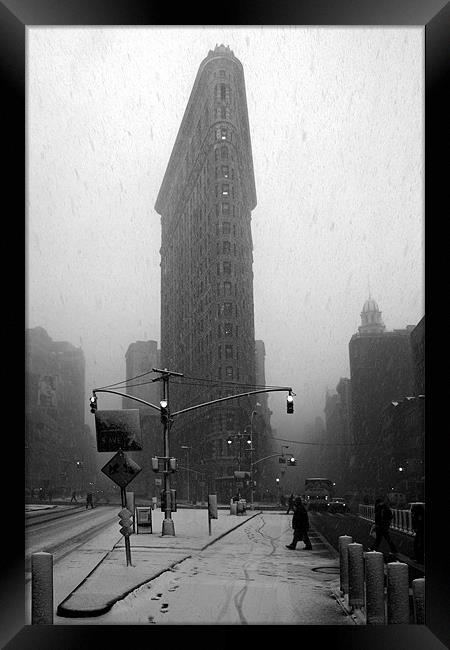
[26,26,424,438]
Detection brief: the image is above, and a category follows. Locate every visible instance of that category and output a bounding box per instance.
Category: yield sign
[101,450,142,488]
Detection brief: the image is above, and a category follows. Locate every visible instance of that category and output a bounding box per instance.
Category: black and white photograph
[3,3,445,646]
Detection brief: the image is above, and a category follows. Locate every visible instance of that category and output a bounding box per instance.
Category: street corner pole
[160,369,176,536]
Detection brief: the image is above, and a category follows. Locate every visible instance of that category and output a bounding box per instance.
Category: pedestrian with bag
[372,495,397,555]
[286,497,313,550]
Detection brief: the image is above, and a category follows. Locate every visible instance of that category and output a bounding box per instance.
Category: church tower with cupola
[358,296,386,334]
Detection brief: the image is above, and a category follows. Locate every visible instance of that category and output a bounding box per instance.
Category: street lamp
[180,445,191,504]
[247,402,260,510]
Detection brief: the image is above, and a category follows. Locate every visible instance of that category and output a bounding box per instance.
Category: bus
[304,478,334,511]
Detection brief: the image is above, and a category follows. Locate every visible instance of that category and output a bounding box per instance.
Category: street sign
[95,409,143,452]
[155,478,162,486]
[101,450,142,488]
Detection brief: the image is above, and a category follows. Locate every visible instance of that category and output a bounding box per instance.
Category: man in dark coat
[286,498,313,550]
[372,496,397,554]
[286,493,295,514]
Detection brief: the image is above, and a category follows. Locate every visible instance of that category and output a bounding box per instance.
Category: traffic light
[160,399,169,424]
[151,457,159,472]
[287,394,294,414]
[169,457,177,472]
[90,395,97,413]
[288,457,296,466]
[118,507,133,536]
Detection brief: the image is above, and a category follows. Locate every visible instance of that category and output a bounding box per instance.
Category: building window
[221,128,228,140]
[221,146,228,160]
[224,323,233,336]
[220,106,227,119]
[225,366,233,379]
[223,261,231,274]
[223,241,231,254]
[219,69,226,78]
[222,165,229,179]
[222,202,230,214]
[224,281,232,296]
[215,148,219,161]
[224,302,233,317]
[226,414,234,430]
[218,345,222,360]
[223,221,231,235]
[222,183,229,196]
[225,344,233,359]
[220,84,226,100]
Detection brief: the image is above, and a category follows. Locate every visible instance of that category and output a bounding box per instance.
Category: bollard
[230,502,237,515]
[387,561,410,624]
[412,578,425,624]
[338,535,353,595]
[31,552,53,624]
[348,543,364,609]
[364,551,385,624]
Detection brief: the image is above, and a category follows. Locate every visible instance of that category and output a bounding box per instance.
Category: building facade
[25,327,95,498]
[155,45,260,502]
[348,298,416,497]
[122,340,162,497]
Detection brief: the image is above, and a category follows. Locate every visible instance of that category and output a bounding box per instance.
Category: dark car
[327,498,349,514]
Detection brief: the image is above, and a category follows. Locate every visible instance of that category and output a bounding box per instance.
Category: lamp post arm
[251,453,283,468]
[92,388,161,413]
[171,387,292,417]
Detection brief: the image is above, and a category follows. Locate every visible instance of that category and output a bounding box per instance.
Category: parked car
[327,498,349,514]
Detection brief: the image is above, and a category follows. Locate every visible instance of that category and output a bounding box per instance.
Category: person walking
[286,497,313,550]
[70,490,77,503]
[411,502,424,563]
[286,493,295,514]
[372,496,397,555]
[85,491,94,509]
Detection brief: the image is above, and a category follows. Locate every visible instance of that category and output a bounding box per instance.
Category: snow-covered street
[58,511,351,625]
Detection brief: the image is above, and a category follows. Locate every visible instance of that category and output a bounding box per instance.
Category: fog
[26,26,424,440]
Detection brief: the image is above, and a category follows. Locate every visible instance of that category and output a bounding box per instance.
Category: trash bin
[136,506,152,534]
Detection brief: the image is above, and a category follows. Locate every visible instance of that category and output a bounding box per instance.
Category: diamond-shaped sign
[101,450,142,488]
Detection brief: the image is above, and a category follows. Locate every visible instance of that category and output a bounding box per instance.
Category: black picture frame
[5,0,448,647]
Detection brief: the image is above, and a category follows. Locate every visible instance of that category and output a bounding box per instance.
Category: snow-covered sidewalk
[56,507,257,618]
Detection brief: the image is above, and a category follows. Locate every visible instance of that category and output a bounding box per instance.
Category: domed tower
[358,297,385,334]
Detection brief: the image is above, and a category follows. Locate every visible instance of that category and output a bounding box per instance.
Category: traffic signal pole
[91,379,295,536]
[161,370,175,536]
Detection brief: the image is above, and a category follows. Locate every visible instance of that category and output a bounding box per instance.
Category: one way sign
[101,450,142,488]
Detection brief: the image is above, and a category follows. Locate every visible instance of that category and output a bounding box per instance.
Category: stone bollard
[387,561,410,624]
[348,543,364,610]
[364,551,385,624]
[338,535,353,595]
[412,578,425,624]
[31,552,53,624]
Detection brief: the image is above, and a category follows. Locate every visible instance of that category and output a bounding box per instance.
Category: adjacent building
[348,298,416,496]
[155,45,265,501]
[25,327,95,497]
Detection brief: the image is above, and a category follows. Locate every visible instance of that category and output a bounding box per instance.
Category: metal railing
[358,504,414,535]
